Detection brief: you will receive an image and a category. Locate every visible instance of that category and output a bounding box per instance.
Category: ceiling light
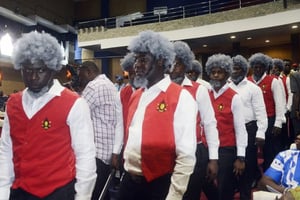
[246,37,252,40]
[292,25,298,29]
[265,40,270,43]
[230,35,236,39]
[202,44,207,47]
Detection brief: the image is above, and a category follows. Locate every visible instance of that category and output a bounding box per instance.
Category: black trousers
[9,179,75,200]
[263,116,283,171]
[203,147,237,200]
[91,158,111,200]
[238,121,258,200]
[183,143,209,200]
[118,171,171,200]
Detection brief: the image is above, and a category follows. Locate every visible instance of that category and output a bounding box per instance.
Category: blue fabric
[265,149,300,188]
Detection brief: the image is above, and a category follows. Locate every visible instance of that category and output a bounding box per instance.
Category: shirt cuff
[237,146,246,157]
[208,147,219,160]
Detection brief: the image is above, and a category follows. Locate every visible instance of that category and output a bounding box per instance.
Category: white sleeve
[113,92,124,154]
[0,112,14,200]
[271,79,285,128]
[231,94,247,157]
[196,85,219,159]
[67,98,97,200]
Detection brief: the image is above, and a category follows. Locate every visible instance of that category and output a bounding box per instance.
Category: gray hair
[232,55,249,73]
[120,52,135,71]
[173,41,195,72]
[12,31,63,71]
[192,60,203,75]
[128,30,175,71]
[273,58,284,71]
[248,52,270,70]
[205,53,233,75]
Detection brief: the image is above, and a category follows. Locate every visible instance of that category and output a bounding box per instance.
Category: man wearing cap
[0,31,96,200]
[229,55,268,200]
[169,41,219,200]
[119,30,197,200]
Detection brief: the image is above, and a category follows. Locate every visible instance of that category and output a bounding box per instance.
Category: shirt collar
[181,76,193,87]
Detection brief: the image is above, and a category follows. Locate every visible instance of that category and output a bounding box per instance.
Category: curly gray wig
[120,52,135,71]
[12,31,63,71]
[272,58,284,71]
[232,55,249,73]
[248,52,270,70]
[205,53,233,75]
[127,30,175,71]
[173,41,195,72]
[192,60,202,75]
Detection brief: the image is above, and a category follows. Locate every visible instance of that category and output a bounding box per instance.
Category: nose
[30,70,40,80]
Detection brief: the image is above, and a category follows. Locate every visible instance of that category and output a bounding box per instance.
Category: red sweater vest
[125,83,181,181]
[7,89,78,198]
[248,75,275,117]
[209,88,236,147]
[120,85,134,133]
[183,81,207,145]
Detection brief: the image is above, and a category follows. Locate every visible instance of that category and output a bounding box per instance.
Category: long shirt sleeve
[0,80,96,200]
[271,78,286,128]
[195,85,219,160]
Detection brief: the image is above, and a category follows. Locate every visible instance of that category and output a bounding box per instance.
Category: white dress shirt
[229,78,268,139]
[124,76,197,200]
[0,79,96,200]
[210,83,248,157]
[182,77,219,159]
[251,73,286,128]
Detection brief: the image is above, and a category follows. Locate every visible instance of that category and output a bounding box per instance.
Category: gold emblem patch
[218,104,224,111]
[157,101,167,112]
[42,118,51,130]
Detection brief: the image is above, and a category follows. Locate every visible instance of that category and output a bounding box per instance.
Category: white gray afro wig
[120,52,135,71]
[128,30,175,71]
[273,58,284,71]
[232,55,249,73]
[12,31,63,71]
[192,60,202,75]
[205,53,233,75]
[248,52,269,70]
[173,41,195,72]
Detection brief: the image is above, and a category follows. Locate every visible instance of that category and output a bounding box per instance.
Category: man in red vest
[169,40,219,200]
[118,30,197,200]
[205,53,248,200]
[248,53,285,171]
[0,31,97,200]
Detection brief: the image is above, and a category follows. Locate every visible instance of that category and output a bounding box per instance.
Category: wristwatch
[237,156,245,162]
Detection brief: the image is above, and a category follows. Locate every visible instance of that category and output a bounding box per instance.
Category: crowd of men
[0,30,299,200]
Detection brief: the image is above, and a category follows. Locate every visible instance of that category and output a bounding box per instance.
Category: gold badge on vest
[157,100,168,112]
[42,118,51,130]
[218,104,224,111]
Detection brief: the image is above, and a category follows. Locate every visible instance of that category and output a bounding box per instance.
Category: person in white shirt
[169,41,219,200]
[204,53,248,200]
[248,53,286,171]
[186,60,212,89]
[118,30,197,200]
[0,31,96,200]
[229,55,268,200]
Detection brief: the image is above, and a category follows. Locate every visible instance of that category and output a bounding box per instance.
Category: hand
[272,126,282,136]
[206,159,218,182]
[111,153,120,169]
[233,158,245,176]
[255,137,265,148]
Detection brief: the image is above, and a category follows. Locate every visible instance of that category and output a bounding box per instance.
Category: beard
[253,74,262,82]
[27,85,50,98]
[209,79,223,90]
[231,74,244,84]
[170,75,184,85]
[133,75,148,88]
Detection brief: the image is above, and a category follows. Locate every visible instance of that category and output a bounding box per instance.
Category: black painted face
[21,60,55,93]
